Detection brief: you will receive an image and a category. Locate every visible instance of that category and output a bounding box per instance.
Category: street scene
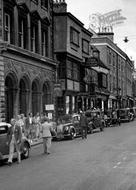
[0,0,136,189]
[1,120,136,190]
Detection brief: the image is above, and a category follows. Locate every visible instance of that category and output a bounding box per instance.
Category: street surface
[1,121,136,190]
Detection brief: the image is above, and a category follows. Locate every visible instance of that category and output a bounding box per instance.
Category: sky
[66,0,136,67]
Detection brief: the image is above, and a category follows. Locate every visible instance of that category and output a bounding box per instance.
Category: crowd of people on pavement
[6,112,56,166]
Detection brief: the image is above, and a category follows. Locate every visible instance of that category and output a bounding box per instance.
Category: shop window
[70,27,79,46]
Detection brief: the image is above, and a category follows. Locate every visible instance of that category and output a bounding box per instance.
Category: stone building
[0,0,57,122]
[53,0,93,117]
[90,29,134,109]
[53,0,109,117]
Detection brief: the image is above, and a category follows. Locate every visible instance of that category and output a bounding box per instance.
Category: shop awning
[86,57,109,74]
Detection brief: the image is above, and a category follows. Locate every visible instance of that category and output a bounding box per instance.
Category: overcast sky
[66,0,136,66]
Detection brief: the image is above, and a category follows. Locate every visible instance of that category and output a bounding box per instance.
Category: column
[14,5,18,46]
[13,88,19,118]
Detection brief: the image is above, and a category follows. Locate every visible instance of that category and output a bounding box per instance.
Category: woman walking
[41,117,54,154]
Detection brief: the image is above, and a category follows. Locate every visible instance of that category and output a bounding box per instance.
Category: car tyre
[70,129,75,140]
[21,143,30,159]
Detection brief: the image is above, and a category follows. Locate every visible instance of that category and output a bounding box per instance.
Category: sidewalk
[29,138,43,147]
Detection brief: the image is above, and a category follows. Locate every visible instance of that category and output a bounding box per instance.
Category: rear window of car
[0,125,8,135]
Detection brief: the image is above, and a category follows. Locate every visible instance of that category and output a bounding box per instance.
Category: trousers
[8,136,21,163]
[43,137,52,154]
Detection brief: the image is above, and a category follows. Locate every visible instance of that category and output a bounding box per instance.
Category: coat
[7,124,22,144]
[41,122,53,138]
[80,115,88,128]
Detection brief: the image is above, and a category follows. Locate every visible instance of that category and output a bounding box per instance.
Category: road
[1,121,136,190]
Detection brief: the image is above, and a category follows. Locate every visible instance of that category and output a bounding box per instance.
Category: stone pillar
[38,19,42,54]
[0,56,5,121]
[27,13,31,51]
[28,89,32,114]
[13,88,19,118]
[14,5,18,46]
[0,0,3,41]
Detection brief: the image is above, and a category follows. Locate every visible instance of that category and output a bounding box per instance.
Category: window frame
[70,27,80,47]
[4,13,10,43]
[82,39,89,54]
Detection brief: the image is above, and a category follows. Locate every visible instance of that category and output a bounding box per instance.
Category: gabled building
[0,0,57,121]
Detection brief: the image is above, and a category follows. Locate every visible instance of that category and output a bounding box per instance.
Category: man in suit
[7,118,22,165]
[79,111,88,139]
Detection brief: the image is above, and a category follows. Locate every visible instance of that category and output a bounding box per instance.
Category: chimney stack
[53,0,67,13]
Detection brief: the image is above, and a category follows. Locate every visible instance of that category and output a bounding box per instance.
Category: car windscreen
[0,125,8,135]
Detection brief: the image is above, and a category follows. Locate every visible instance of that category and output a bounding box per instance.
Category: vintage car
[85,109,104,133]
[0,122,31,162]
[118,108,131,122]
[55,122,76,140]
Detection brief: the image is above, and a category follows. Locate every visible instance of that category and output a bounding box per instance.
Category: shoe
[47,152,50,154]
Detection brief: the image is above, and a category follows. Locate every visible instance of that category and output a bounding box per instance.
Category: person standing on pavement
[79,111,88,139]
[25,113,33,141]
[41,117,54,154]
[7,118,22,165]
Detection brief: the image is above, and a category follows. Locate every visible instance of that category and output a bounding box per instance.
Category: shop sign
[45,104,54,111]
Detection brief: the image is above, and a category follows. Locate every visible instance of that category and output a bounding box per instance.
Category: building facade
[53,0,109,117]
[53,0,93,117]
[0,0,57,122]
[91,29,134,109]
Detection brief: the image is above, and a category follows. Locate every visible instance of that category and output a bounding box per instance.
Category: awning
[86,57,109,74]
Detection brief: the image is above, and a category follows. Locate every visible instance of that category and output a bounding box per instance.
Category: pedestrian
[25,113,33,142]
[41,116,55,154]
[33,112,40,140]
[7,118,22,165]
[79,111,88,139]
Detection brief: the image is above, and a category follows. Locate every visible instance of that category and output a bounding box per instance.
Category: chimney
[97,26,114,42]
[53,0,67,13]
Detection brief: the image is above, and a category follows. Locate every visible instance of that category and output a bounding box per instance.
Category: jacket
[7,124,22,144]
[41,122,53,138]
[80,115,88,128]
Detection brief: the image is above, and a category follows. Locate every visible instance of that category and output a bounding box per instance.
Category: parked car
[85,109,104,133]
[71,114,82,136]
[0,122,31,162]
[118,108,131,122]
[55,122,76,140]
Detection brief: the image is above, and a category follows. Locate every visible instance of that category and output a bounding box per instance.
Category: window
[42,30,48,56]
[67,61,79,81]
[70,27,79,46]
[41,0,48,9]
[18,19,24,48]
[4,13,10,42]
[31,24,38,53]
[82,39,89,54]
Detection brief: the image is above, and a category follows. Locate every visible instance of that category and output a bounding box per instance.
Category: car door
[0,125,9,156]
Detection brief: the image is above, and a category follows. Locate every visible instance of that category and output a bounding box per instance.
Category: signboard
[45,104,54,111]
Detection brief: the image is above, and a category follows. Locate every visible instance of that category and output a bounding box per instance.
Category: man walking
[7,118,22,165]
[79,111,88,139]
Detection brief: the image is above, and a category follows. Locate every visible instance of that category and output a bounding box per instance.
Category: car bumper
[0,152,9,160]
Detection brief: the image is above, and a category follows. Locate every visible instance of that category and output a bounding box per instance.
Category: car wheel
[70,129,75,140]
[22,143,30,159]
